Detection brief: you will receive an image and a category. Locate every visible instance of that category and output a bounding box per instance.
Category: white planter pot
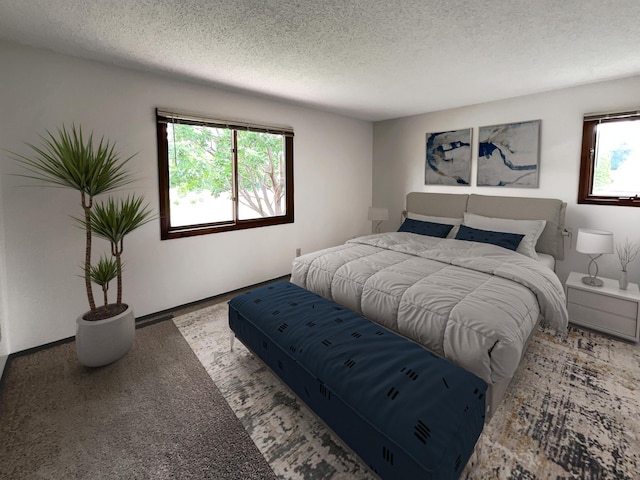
[76,305,135,367]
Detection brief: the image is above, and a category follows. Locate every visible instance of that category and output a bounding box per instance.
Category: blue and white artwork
[477,120,541,187]
[425,128,471,186]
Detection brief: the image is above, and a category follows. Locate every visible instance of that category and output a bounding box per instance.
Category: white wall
[0,40,373,353]
[373,76,640,287]
[0,166,8,360]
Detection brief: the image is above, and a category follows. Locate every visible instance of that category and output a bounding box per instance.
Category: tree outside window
[578,112,640,206]
[156,110,294,238]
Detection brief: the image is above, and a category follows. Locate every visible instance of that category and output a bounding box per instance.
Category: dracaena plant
[89,255,119,309]
[88,195,154,311]
[9,124,152,319]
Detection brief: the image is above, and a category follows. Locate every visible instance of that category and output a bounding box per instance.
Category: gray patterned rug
[174,302,640,480]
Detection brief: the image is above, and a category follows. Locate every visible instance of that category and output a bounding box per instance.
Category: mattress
[291,232,568,385]
[536,252,555,271]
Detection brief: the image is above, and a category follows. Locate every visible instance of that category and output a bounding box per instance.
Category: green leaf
[8,124,137,196]
[89,255,119,287]
[89,194,155,247]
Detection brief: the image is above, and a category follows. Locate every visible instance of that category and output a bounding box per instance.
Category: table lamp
[576,228,614,287]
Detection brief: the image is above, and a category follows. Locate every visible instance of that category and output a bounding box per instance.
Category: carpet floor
[175,301,640,480]
[0,319,277,480]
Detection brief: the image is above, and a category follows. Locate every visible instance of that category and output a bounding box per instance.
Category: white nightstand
[565,271,640,342]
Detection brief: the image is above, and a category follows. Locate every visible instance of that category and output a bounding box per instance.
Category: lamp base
[582,276,604,287]
[582,255,604,287]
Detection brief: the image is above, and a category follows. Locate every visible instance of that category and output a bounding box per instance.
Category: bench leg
[472,439,483,467]
[461,433,484,478]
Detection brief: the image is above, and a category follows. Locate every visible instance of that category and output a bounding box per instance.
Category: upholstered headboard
[405,192,567,260]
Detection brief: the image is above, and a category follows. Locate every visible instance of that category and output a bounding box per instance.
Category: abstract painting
[425,128,471,186]
[477,120,541,187]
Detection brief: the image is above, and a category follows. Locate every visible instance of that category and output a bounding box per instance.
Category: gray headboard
[405,192,567,260]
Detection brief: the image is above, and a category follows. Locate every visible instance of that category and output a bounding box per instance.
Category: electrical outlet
[296,248,301,257]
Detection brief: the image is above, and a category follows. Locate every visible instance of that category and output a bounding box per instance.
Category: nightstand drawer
[567,287,638,319]
[568,302,638,338]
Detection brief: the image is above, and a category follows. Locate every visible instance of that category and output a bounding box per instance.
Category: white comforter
[291,232,568,384]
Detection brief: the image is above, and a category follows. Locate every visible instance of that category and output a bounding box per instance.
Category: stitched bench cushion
[229,281,487,480]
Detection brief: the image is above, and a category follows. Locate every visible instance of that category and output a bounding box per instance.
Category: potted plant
[615,238,639,290]
[10,124,153,366]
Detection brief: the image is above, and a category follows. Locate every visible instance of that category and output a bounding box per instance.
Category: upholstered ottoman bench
[228,281,486,480]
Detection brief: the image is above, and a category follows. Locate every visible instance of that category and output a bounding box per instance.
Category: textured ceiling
[1,0,640,121]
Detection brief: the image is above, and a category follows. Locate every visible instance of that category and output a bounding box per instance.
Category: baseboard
[4,274,291,360]
[136,274,291,323]
[0,355,7,388]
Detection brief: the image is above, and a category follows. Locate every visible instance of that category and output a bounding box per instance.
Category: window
[578,110,640,206]
[156,109,294,239]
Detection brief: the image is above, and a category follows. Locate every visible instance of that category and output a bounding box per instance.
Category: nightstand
[565,271,640,342]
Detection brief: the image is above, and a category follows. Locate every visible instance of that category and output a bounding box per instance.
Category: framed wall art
[477,120,541,187]
[425,128,472,186]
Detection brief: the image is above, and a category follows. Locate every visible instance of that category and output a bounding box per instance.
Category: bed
[291,192,569,419]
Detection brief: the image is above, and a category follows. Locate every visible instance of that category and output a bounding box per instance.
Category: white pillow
[407,212,463,238]
[462,212,546,259]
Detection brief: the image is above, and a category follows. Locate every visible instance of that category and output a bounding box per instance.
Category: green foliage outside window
[167,124,285,217]
[579,113,640,206]
[593,152,612,192]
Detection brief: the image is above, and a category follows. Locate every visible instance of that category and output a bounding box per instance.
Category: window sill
[578,196,640,207]
[162,215,294,239]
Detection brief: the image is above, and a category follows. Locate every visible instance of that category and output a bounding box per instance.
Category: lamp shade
[368,207,389,222]
[576,228,614,255]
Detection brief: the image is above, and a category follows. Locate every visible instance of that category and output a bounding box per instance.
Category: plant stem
[112,240,124,306]
[82,192,96,312]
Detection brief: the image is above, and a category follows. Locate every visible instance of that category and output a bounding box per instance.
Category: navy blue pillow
[455,224,524,251]
[397,218,453,238]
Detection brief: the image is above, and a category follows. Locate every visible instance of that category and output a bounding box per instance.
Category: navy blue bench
[228,282,486,480]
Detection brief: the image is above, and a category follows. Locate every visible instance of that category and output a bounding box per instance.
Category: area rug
[175,302,640,480]
[0,319,277,480]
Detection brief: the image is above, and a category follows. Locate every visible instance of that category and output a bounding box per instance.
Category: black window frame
[156,109,294,239]
[578,110,640,207]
